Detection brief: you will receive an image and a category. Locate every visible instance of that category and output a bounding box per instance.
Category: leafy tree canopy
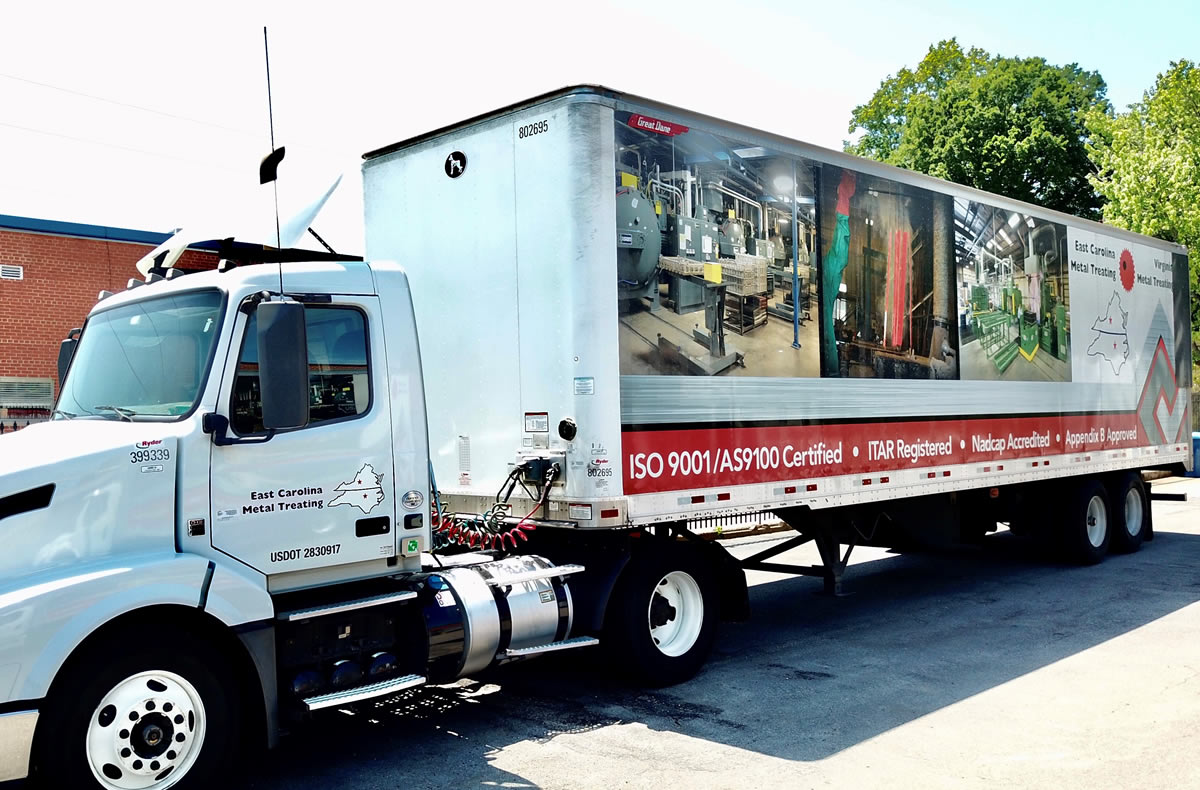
[847,39,1108,219]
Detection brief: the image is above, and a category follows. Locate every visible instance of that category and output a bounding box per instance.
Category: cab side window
[231,306,370,435]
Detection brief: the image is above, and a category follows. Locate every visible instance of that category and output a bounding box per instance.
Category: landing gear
[605,545,718,687]
[751,509,855,595]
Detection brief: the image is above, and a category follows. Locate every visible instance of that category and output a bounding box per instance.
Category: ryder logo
[135,440,163,449]
[587,458,613,478]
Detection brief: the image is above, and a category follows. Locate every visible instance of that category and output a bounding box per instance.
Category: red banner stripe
[623,414,1147,495]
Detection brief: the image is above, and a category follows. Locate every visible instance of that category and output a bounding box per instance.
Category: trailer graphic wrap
[955,199,1071,382]
[613,113,826,380]
[610,101,1190,503]
[1067,226,1176,394]
[819,165,957,379]
[1136,338,1190,446]
[362,87,1190,511]
[623,413,1158,496]
[612,112,961,383]
[1172,252,1193,388]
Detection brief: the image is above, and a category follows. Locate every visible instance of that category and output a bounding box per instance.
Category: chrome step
[303,673,426,711]
[485,564,586,587]
[497,636,599,660]
[278,590,417,621]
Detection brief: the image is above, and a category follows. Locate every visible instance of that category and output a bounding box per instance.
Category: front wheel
[33,627,240,790]
[605,546,718,687]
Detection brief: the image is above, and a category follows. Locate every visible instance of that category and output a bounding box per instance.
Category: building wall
[0,227,217,425]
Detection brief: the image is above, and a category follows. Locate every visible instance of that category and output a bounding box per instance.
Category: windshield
[56,289,225,420]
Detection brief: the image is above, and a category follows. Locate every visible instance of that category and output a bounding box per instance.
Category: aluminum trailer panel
[363,87,1192,527]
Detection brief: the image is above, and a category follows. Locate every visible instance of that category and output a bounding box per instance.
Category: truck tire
[1059,479,1111,565]
[1109,472,1148,554]
[605,546,717,688]
[32,627,240,790]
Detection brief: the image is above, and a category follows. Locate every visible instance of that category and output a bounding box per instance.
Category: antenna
[264,26,280,250]
[261,26,285,295]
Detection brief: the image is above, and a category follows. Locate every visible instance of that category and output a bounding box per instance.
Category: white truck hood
[0,419,153,477]
[0,419,181,583]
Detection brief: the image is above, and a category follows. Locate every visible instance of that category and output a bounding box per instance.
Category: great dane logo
[444,151,467,179]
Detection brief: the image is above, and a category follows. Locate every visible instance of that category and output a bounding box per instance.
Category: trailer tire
[1059,479,1111,565]
[1109,472,1148,554]
[32,627,240,790]
[605,546,717,688]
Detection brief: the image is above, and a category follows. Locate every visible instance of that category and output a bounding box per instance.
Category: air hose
[430,461,558,552]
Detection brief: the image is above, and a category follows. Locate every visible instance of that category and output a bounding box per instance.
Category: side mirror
[256,301,309,430]
[57,328,82,390]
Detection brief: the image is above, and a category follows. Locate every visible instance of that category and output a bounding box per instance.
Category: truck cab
[6,260,430,586]
[0,258,663,789]
[0,261,418,783]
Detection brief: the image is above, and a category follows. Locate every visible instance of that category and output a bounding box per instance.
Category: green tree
[1086,60,1200,357]
[847,40,988,162]
[847,40,1108,219]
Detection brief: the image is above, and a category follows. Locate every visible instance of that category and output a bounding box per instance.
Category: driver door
[209,296,396,577]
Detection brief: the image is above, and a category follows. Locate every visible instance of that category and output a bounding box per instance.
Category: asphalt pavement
[246,476,1200,790]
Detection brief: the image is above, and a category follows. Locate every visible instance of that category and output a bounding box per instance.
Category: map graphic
[328,463,385,514]
[1086,291,1130,375]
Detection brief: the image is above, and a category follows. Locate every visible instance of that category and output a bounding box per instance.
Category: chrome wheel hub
[86,670,206,789]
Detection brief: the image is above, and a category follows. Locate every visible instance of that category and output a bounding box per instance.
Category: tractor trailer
[0,86,1191,789]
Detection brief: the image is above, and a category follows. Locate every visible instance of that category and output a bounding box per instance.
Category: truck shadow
[244,526,1200,788]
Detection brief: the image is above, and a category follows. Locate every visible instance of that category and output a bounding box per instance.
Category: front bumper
[0,710,36,781]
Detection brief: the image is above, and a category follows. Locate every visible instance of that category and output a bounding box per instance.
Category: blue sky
[0,0,1194,250]
[842,0,1198,111]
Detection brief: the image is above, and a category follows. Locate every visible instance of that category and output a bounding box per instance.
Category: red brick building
[0,215,217,429]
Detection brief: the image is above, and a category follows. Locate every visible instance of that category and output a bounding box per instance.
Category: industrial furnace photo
[819,164,959,379]
[954,198,1072,382]
[613,115,822,378]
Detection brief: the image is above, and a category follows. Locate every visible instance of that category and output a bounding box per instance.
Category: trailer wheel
[1059,479,1111,565]
[1109,472,1148,554]
[605,547,717,687]
[33,627,239,790]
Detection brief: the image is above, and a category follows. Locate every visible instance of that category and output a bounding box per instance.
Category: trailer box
[362,87,1193,527]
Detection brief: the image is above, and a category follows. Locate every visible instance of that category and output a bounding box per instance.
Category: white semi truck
[0,87,1191,789]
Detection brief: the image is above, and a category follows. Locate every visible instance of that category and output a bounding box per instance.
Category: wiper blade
[51,408,77,420]
[92,405,138,422]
